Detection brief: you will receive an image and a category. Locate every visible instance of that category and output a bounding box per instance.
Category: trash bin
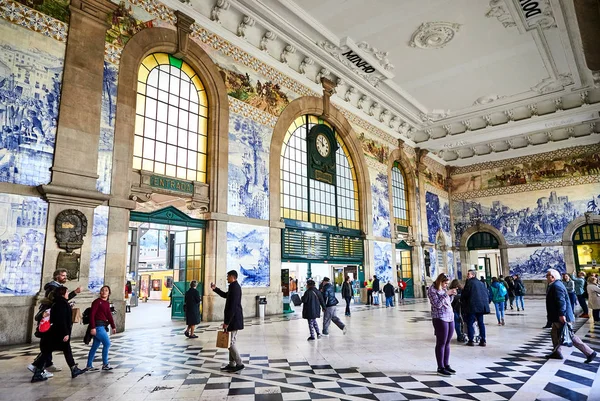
[256,295,267,318]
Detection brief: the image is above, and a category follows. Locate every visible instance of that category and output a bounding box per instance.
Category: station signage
[341,50,376,74]
[519,0,543,20]
[149,175,193,194]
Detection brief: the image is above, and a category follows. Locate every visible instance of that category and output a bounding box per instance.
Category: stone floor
[1,297,599,401]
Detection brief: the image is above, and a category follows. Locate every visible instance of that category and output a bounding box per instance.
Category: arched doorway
[572,224,600,274]
[459,223,509,283]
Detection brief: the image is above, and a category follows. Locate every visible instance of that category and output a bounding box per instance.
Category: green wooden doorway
[130,207,206,320]
[395,241,414,298]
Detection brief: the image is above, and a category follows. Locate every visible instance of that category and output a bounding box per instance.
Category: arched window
[391,161,409,228]
[280,115,359,230]
[134,53,208,182]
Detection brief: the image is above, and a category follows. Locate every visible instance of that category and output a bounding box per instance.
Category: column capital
[70,0,118,27]
[174,10,196,59]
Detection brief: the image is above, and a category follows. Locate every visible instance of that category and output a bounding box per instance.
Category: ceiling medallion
[409,22,461,50]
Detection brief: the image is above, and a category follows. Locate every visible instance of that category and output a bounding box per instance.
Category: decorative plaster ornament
[336,77,345,88]
[317,40,388,86]
[473,94,504,105]
[379,109,390,123]
[356,41,395,71]
[357,95,367,110]
[369,102,380,116]
[280,44,295,64]
[531,73,574,94]
[420,109,451,122]
[299,57,313,75]
[210,0,229,23]
[315,68,331,84]
[592,71,600,88]
[389,116,399,128]
[344,86,356,102]
[237,16,254,38]
[259,31,277,52]
[485,0,516,28]
[409,22,461,50]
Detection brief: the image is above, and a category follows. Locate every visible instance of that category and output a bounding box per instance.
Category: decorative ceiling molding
[420,109,452,122]
[356,41,394,71]
[316,40,388,87]
[485,0,516,28]
[409,22,461,50]
[473,94,505,106]
[531,73,574,94]
[486,0,556,31]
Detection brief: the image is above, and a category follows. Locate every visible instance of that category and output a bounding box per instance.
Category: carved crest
[55,209,88,252]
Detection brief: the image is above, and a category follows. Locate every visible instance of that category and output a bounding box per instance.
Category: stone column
[202,217,228,322]
[33,0,117,340]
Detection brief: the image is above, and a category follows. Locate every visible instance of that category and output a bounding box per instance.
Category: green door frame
[129,207,206,320]
[395,241,414,298]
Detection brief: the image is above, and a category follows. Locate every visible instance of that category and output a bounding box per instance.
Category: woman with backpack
[489,277,507,326]
[31,287,86,382]
[85,285,116,371]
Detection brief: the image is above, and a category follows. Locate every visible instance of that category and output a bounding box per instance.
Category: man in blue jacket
[545,269,596,362]
[320,277,347,336]
[461,269,490,346]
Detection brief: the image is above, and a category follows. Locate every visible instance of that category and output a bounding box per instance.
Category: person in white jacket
[586,276,600,323]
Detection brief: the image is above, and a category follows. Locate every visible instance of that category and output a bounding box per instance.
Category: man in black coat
[211,270,244,372]
[320,277,346,336]
[372,275,381,306]
[461,269,490,346]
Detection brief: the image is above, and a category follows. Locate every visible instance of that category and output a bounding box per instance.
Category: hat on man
[322,277,330,282]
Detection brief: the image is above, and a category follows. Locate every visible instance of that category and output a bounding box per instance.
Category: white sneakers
[27,364,54,378]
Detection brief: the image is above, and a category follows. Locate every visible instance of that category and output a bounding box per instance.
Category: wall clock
[307,123,338,185]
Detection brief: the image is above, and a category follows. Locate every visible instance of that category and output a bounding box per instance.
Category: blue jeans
[494,302,505,322]
[453,312,462,340]
[87,326,111,367]
[385,296,394,307]
[515,296,524,310]
[466,313,486,342]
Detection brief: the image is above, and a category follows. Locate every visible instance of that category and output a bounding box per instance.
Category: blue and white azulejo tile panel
[96,62,118,194]
[0,193,47,295]
[0,18,64,186]
[373,241,392,284]
[508,246,566,279]
[89,205,109,292]
[425,191,451,244]
[371,171,391,238]
[228,112,272,220]
[226,222,270,287]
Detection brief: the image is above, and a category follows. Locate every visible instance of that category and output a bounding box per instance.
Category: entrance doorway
[395,241,413,298]
[467,232,501,286]
[126,207,206,327]
[573,224,600,275]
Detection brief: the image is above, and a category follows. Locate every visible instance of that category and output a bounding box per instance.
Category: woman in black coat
[184,281,201,339]
[341,276,353,316]
[302,279,326,341]
[31,287,85,382]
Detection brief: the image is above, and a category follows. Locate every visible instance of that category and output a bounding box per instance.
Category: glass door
[171,229,205,320]
[397,250,414,298]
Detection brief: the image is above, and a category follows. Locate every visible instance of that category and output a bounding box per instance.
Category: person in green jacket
[572,271,589,318]
[489,277,507,326]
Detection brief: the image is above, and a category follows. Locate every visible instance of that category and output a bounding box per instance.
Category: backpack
[34,306,51,338]
[498,284,507,297]
[82,307,92,325]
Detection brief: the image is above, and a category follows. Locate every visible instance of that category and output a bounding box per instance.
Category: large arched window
[280,115,359,230]
[134,53,208,182]
[391,161,409,228]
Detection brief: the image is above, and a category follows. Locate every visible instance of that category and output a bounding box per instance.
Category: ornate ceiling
[171,0,600,166]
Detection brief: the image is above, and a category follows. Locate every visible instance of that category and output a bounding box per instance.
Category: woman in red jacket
[85,285,116,371]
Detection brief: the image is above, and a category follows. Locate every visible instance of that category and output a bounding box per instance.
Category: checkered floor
[1,299,599,400]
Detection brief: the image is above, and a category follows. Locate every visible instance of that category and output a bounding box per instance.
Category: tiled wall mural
[452,147,600,193]
[371,171,391,238]
[14,0,69,22]
[373,241,392,284]
[358,131,391,165]
[453,183,600,246]
[0,17,64,186]
[0,194,47,295]
[96,62,118,194]
[428,247,437,279]
[447,251,454,278]
[425,191,451,243]
[508,246,566,279]
[227,223,270,287]
[228,112,272,220]
[89,206,109,292]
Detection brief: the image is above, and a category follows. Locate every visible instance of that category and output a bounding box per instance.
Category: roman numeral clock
[307,124,338,185]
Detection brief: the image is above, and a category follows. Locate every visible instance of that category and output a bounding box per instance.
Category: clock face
[315,134,330,157]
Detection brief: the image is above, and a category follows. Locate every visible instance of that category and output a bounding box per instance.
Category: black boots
[71,365,86,378]
[31,367,47,383]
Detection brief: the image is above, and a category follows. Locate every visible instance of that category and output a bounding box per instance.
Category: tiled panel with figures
[373,241,392,284]
[227,112,272,220]
[89,206,109,292]
[508,246,566,279]
[453,182,600,246]
[0,194,47,295]
[96,62,118,194]
[371,170,391,239]
[227,223,270,287]
[0,17,64,186]
[425,191,451,244]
